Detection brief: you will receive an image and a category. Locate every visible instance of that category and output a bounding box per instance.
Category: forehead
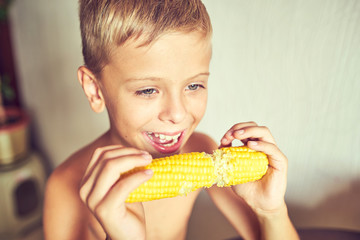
[102,32,212,81]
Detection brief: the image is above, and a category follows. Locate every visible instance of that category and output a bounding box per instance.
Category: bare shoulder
[185,131,218,154]
[43,134,108,240]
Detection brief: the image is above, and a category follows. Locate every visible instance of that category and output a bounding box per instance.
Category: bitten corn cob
[125,146,268,203]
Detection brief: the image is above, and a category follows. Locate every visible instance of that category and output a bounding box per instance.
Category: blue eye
[187,84,204,91]
[135,88,157,96]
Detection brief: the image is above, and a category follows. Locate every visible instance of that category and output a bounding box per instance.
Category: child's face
[99,32,212,157]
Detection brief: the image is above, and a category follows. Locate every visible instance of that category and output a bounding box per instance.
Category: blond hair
[79,0,212,77]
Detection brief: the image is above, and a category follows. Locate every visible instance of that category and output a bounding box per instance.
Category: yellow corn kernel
[125,146,268,203]
[125,152,215,203]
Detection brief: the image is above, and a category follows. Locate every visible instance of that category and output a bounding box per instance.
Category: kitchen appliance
[0,108,47,238]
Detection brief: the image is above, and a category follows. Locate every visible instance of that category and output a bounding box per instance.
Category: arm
[44,146,154,240]
[206,186,261,240]
[43,167,90,240]
[218,122,299,240]
[254,204,298,240]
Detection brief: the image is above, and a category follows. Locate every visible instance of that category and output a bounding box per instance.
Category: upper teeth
[157,133,180,140]
[150,132,181,141]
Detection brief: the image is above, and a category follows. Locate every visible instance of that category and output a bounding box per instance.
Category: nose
[158,93,187,124]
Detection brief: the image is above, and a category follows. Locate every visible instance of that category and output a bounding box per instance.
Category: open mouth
[144,131,184,154]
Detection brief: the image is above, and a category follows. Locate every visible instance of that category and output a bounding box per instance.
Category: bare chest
[86,191,199,240]
[143,191,200,240]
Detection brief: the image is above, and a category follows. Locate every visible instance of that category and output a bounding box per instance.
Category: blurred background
[1,0,359,239]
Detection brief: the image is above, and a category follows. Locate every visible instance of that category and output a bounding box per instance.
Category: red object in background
[0,17,21,107]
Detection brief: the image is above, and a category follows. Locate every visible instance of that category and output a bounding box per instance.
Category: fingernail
[142,154,152,161]
[249,141,258,146]
[226,130,233,137]
[144,169,153,175]
[236,129,245,135]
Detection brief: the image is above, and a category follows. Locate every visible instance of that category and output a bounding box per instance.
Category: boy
[43,0,299,239]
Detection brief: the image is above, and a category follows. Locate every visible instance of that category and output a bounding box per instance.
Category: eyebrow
[125,72,210,83]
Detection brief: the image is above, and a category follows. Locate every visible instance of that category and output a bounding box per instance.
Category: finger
[80,146,125,202]
[80,148,151,204]
[94,169,153,219]
[232,126,276,145]
[85,153,152,210]
[83,145,124,180]
[82,146,148,185]
[220,122,258,147]
[246,140,287,172]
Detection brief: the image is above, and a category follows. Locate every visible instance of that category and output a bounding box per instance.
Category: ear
[77,66,105,113]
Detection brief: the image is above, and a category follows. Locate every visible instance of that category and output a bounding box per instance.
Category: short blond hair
[79,0,212,77]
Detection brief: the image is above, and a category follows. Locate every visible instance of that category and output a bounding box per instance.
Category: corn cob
[125,146,268,203]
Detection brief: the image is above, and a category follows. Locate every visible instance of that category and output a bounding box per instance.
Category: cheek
[120,100,156,127]
[197,100,208,120]
[189,93,208,121]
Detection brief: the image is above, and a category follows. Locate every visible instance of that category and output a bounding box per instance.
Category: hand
[220,122,288,214]
[79,145,153,240]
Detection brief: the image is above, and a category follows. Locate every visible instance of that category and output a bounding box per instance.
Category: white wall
[199,0,360,233]
[10,0,109,167]
[9,0,360,237]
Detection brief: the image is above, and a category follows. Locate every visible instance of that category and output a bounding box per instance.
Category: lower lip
[144,131,185,154]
